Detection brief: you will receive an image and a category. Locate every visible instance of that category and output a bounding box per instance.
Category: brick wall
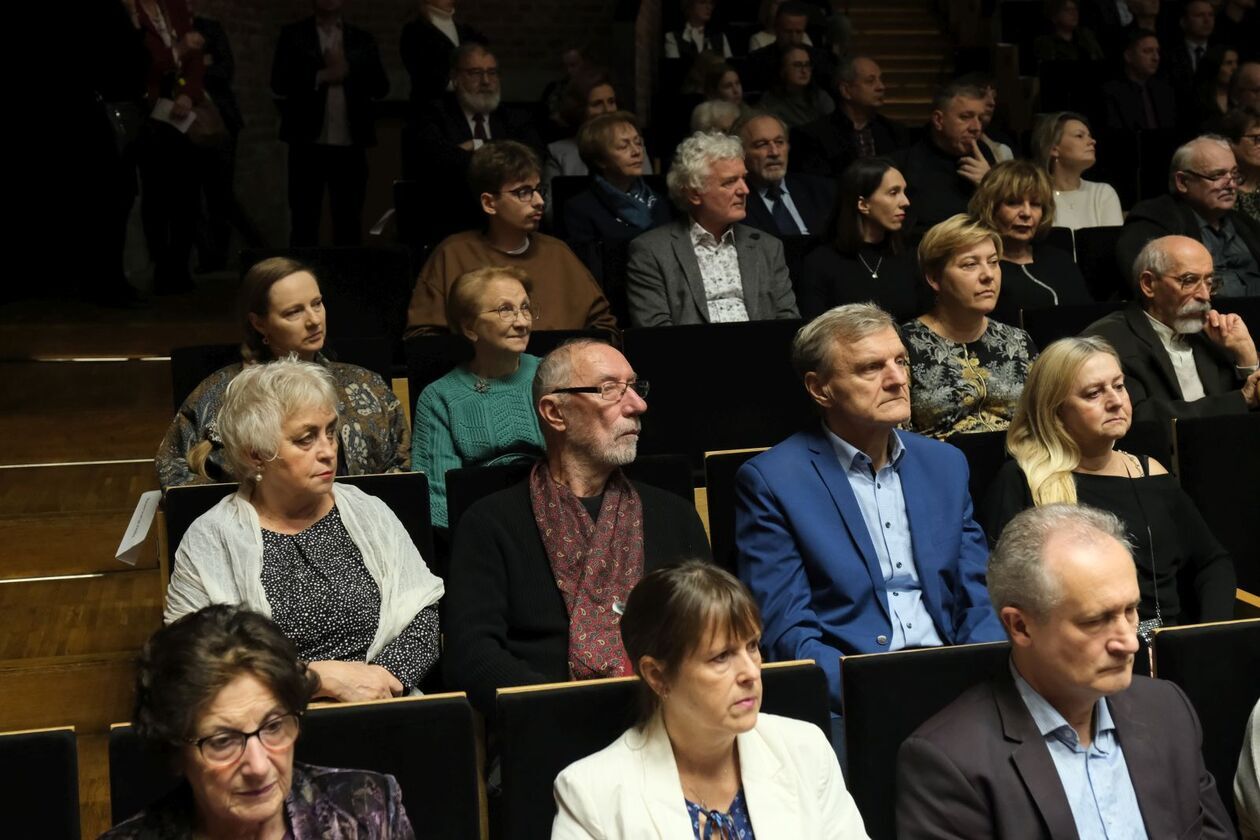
[197,0,622,248]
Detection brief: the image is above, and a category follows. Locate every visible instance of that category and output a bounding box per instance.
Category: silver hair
[532,338,610,407]
[689,101,741,135]
[1168,134,1232,191]
[1130,236,1179,303]
[988,503,1132,620]
[791,302,896,379]
[216,357,339,479]
[666,130,746,210]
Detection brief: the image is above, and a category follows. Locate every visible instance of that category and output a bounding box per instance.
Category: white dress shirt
[316,20,351,147]
[1145,312,1206,401]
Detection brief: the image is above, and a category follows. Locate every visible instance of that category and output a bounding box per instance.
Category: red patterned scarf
[529,460,645,680]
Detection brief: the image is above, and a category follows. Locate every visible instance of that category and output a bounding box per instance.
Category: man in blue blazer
[735,303,1004,716]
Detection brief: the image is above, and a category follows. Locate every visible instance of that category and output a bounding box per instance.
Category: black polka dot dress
[260,505,439,690]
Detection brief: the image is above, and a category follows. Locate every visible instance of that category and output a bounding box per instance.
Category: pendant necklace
[857,252,884,279]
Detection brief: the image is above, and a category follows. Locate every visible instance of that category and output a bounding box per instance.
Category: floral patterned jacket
[156,356,409,489]
[100,762,415,838]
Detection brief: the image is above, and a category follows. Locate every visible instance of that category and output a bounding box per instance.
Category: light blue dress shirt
[757,181,810,235]
[823,425,944,650]
[1011,662,1150,840]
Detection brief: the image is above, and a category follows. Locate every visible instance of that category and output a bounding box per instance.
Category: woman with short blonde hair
[1029,111,1123,229]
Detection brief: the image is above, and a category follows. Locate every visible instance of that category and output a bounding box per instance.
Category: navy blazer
[742,173,837,238]
[734,426,1003,710]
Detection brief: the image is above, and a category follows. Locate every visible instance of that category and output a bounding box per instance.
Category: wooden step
[0,569,163,659]
[0,461,157,516]
[0,652,137,733]
[0,511,159,579]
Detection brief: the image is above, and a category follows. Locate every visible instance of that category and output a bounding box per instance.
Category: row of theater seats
[8,621,1257,840]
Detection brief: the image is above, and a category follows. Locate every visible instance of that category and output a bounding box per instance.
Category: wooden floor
[0,280,237,837]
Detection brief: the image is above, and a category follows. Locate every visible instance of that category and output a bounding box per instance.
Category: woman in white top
[552,561,867,839]
[1031,111,1124,230]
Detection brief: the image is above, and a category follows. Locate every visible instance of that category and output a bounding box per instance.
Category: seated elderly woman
[1031,111,1123,230]
[968,160,1092,325]
[156,257,408,490]
[799,157,921,321]
[543,68,652,185]
[552,561,867,838]
[167,359,444,702]
[756,45,835,129]
[101,605,413,838]
[981,336,1236,629]
[902,214,1038,439]
[411,266,546,531]
[562,111,672,251]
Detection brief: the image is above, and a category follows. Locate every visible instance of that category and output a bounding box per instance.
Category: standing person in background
[400,0,487,108]
[272,0,389,246]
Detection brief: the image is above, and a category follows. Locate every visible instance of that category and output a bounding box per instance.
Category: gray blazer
[625,220,799,327]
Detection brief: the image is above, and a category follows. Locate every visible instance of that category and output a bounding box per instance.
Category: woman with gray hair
[167,358,445,703]
[1030,111,1123,230]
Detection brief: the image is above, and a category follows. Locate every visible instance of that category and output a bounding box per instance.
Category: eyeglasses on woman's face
[188,712,301,767]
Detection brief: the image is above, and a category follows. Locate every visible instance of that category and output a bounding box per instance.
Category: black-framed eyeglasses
[788,61,813,71]
[551,380,650,401]
[484,302,537,322]
[1180,168,1242,185]
[500,184,548,203]
[458,67,500,80]
[186,712,301,766]
[1160,272,1223,294]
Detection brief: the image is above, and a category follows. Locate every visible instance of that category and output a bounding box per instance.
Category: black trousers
[137,120,199,292]
[287,143,368,246]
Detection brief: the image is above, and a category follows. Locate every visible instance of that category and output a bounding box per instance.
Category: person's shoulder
[326,360,389,391]
[906,679,999,747]
[753,712,832,751]
[1031,243,1075,268]
[631,221,679,249]
[630,478,696,514]
[744,430,820,474]
[986,318,1036,345]
[463,475,534,521]
[555,725,644,787]
[291,762,401,808]
[734,223,780,250]
[1082,306,1133,338]
[432,229,483,253]
[1124,193,1180,224]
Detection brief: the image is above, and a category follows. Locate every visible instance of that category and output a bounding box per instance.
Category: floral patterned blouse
[687,790,756,839]
[901,318,1038,440]
[156,355,409,489]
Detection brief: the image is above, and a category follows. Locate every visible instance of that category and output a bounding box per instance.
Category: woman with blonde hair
[902,214,1038,439]
[1029,111,1123,230]
[968,160,1092,325]
[981,336,1235,630]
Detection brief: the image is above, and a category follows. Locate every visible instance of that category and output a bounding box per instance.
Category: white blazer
[551,712,869,839]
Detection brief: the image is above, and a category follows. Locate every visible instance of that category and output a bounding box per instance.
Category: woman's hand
[308,660,404,702]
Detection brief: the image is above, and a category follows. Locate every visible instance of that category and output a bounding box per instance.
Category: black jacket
[1115,193,1260,282]
[792,110,910,178]
[1100,76,1178,131]
[893,137,997,236]
[741,172,837,238]
[399,15,488,106]
[193,17,242,135]
[992,245,1093,326]
[271,17,389,146]
[404,92,543,179]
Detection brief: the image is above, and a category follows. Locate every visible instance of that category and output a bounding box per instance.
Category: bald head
[1133,235,1215,332]
[838,56,886,114]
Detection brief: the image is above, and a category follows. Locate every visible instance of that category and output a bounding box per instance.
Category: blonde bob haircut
[212,357,339,480]
[576,111,642,174]
[445,265,533,333]
[916,214,1004,283]
[1005,335,1122,506]
[967,160,1057,238]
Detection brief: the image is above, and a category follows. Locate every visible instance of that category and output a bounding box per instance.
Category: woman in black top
[799,157,921,321]
[968,160,1092,326]
[981,336,1235,627]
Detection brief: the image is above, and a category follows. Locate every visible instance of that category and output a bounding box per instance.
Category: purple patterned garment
[99,763,415,839]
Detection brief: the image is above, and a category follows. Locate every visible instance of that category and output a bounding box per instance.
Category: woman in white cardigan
[552,561,868,839]
[166,359,444,704]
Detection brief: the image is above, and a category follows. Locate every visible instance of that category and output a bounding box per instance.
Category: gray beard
[457,89,500,115]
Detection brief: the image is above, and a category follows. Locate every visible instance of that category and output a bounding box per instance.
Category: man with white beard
[406,42,542,179]
[1085,235,1260,421]
[441,339,711,715]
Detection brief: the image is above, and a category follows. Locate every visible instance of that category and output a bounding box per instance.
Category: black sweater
[798,243,925,322]
[442,478,711,714]
[993,244,1093,326]
[980,458,1236,625]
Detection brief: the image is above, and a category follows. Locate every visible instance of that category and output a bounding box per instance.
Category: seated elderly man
[405,140,617,339]
[897,504,1233,839]
[625,131,799,327]
[1086,235,1260,420]
[442,339,711,713]
[893,79,997,234]
[1116,135,1260,297]
[793,55,909,178]
[737,112,836,237]
[735,304,1004,725]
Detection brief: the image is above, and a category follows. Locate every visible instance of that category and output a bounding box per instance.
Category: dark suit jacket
[404,92,543,179]
[894,137,997,236]
[896,670,1234,839]
[193,17,242,135]
[271,18,389,147]
[1100,76,1178,131]
[742,172,837,238]
[734,427,1004,710]
[625,220,800,326]
[562,183,674,245]
[1083,305,1250,421]
[1115,193,1260,285]
[792,110,910,178]
[399,15,487,106]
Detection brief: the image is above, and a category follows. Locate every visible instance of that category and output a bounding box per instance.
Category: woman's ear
[856,196,871,217]
[639,656,669,698]
[924,272,942,294]
[247,312,267,342]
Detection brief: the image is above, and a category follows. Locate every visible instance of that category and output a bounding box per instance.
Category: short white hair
[216,357,339,478]
[690,100,740,134]
[1168,134,1232,191]
[666,130,746,210]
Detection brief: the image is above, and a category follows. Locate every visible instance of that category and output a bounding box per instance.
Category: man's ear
[686,187,704,209]
[1137,270,1158,302]
[480,191,498,216]
[1001,606,1033,647]
[930,109,945,133]
[803,371,832,409]
[537,394,567,433]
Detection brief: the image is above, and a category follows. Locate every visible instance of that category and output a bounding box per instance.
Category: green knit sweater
[411,354,546,528]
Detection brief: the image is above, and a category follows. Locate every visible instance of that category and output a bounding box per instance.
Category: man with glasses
[405,141,618,339]
[443,339,710,714]
[1087,235,1260,421]
[1117,135,1260,297]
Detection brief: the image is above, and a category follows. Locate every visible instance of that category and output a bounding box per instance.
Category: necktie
[1193,45,1204,71]
[766,184,800,235]
[473,113,487,141]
